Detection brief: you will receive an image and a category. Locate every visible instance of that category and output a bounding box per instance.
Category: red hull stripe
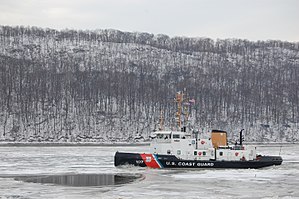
[140,154,161,168]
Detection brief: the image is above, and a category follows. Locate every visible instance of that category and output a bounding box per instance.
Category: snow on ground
[0,145,298,199]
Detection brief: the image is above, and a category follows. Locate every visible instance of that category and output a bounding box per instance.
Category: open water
[0,144,298,199]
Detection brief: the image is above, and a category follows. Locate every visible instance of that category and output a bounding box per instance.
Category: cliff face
[0,25,299,142]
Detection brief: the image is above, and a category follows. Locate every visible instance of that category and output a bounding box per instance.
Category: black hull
[114,152,283,169]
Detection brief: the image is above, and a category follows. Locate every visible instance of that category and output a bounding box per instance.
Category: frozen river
[0,144,298,198]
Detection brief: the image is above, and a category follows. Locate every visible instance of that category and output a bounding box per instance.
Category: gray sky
[0,0,298,41]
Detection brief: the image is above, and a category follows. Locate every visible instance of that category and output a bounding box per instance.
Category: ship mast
[175,90,194,131]
[176,90,191,130]
[175,91,183,129]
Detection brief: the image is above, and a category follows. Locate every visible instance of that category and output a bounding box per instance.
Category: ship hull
[114,152,283,169]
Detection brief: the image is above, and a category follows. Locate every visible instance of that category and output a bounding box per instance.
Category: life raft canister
[235,152,239,156]
[201,140,205,145]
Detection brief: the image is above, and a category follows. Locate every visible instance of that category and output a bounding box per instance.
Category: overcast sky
[0,0,298,41]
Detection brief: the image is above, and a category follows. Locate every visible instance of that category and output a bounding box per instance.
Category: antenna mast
[175,91,183,129]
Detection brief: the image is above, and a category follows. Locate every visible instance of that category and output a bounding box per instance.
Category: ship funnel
[211,130,228,148]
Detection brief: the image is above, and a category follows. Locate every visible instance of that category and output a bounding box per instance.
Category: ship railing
[153,139,172,143]
[231,145,245,150]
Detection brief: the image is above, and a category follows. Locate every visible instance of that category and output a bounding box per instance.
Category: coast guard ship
[114,92,283,169]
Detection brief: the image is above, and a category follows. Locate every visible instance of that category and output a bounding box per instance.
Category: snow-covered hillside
[0,25,298,142]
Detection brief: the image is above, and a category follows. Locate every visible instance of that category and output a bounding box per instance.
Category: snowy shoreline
[0,142,150,147]
[0,142,297,147]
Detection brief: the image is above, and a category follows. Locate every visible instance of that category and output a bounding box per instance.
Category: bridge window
[177,150,181,155]
[173,134,180,139]
[219,151,223,156]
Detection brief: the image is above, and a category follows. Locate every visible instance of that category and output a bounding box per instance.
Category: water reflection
[15,174,142,187]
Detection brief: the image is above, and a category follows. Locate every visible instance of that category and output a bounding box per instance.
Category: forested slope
[0,26,298,142]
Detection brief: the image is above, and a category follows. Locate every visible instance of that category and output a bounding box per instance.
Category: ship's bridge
[150,131,195,155]
[150,131,191,140]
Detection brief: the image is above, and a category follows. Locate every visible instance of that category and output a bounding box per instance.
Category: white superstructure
[150,130,257,161]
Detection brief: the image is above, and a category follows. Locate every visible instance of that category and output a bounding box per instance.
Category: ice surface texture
[0,145,298,198]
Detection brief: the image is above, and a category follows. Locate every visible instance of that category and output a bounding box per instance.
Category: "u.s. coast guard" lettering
[166,161,214,167]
